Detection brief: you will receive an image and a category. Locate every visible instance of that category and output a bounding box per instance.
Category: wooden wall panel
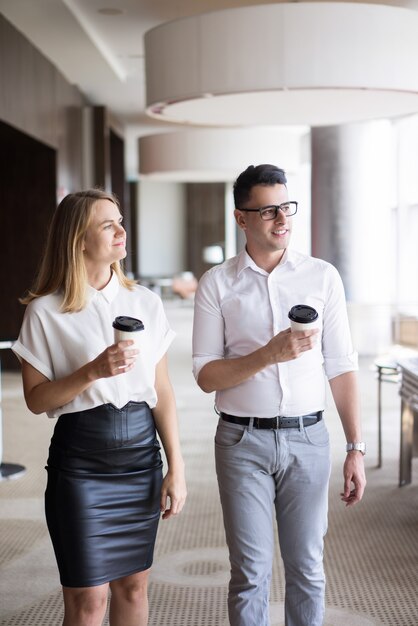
[128,182,139,277]
[0,15,129,370]
[0,121,56,370]
[110,129,131,272]
[55,78,84,193]
[0,14,85,192]
[0,15,87,370]
[186,183,226,279]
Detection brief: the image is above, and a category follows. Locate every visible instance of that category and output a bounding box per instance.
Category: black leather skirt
[45,401,163,588]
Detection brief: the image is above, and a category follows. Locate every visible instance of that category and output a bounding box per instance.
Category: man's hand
[340,452,366,506]
[265,328,319,364]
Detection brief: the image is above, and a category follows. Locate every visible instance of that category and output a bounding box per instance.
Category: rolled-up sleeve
[192,271,226,381]
[322,265,358,380]
[154,297,176,363]
[12,306,55,380]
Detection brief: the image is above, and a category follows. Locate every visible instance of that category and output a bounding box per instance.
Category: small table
[374,358,400,469]
[397,358,418,486]
[0,340,26,481]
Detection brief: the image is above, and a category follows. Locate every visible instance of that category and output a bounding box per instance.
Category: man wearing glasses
[192,164,366,626]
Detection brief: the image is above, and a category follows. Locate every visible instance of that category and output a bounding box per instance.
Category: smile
[272,229,287,235]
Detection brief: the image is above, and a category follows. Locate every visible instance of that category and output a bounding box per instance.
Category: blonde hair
[21,189,136,312]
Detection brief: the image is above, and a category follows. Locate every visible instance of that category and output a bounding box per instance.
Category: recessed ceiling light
[98,8,124,16]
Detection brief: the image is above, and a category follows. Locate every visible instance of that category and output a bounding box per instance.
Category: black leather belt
[220,411,323,430]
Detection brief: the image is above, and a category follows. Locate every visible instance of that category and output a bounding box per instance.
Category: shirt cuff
[324,351,358,380]
[192,355,217,382]
[155,328,176,364]
[12,341,54,381]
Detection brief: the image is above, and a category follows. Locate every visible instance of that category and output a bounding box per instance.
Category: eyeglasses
[238,201,298,221]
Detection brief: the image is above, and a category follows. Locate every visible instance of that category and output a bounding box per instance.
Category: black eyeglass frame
[237,201,298,220]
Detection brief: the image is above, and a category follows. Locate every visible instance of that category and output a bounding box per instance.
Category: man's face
[235,183,292,256]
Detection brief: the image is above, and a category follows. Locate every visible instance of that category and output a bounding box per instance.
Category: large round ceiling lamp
[144,2,418,126]
[138,127,308,181]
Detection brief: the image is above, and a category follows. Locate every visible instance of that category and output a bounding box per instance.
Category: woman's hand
[88,340,138,380]
[160,468,187,520]
[152,354,187,519]
[21,340,138,414]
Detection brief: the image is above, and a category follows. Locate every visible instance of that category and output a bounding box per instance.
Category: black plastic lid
[112,316,144,332]
[288,304,318,324]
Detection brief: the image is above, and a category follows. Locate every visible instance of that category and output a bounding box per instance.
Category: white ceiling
[1,0,418,177]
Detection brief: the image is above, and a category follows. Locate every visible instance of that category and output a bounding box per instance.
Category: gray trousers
[215,416,331,626]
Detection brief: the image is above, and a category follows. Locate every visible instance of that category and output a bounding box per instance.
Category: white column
[311,121,396,355]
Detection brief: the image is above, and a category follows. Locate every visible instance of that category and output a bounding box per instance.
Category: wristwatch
[346,442,366,455]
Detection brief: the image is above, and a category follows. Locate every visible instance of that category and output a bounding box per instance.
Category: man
[192,164,366,626]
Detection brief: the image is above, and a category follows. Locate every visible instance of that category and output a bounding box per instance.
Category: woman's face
[82,199,126,267]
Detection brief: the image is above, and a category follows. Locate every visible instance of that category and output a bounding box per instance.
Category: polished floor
[0,301,417,626]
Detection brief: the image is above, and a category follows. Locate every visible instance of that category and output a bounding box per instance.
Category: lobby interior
[1,2,418,625]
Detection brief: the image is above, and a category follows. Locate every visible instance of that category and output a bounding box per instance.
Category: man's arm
[197,328,319,393]
[193,268,319,393]
[329,371,366,507]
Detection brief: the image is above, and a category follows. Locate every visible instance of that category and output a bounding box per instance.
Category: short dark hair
[233,164,287,208]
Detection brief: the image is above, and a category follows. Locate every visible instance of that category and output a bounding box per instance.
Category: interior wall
[0,14,86,194]
[0,121,57,369]
[186,183,226,279]
[137,181,186,278]
[0,15,88,370]
[110,129,132,273]
[128,182,139,278]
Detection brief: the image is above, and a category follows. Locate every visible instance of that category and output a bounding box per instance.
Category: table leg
[399,400,413,487]
[377,368,382,468]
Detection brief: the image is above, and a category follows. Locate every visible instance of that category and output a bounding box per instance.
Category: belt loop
[248,417,254,433]
[298,416,304,431]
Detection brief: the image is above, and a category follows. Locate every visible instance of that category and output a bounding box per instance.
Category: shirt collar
[236,249,263,276]
[237,247,297,277]
[86,271,120,304]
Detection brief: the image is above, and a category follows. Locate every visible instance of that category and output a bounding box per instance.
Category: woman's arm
[152,354,187,520]
[21,341,138,414]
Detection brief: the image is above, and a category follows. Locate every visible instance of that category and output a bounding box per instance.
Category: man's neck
[245,247,287,274]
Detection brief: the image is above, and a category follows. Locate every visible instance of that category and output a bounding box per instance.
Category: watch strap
[346,442,366,455]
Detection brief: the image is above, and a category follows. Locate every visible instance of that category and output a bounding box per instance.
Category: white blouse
[12,273,175,418]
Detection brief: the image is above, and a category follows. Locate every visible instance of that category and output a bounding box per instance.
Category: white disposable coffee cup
[113,316,144,349]
[288,305,319,331]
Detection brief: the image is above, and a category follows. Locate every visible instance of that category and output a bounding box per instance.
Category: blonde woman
[13,189,186,626]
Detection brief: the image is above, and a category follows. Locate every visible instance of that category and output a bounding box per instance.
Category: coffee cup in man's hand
[288,305,319,332]
[113,316,144,350]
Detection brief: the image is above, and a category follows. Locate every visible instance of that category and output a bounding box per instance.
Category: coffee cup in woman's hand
[113,316,144,350]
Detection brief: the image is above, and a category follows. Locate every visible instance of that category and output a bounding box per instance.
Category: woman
[12,189,187,626]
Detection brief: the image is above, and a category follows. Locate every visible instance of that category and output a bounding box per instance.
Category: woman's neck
[86,266,112,291]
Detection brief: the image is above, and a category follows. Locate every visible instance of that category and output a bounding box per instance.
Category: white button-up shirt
[192,248,358,418]
[13,273,175,418]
